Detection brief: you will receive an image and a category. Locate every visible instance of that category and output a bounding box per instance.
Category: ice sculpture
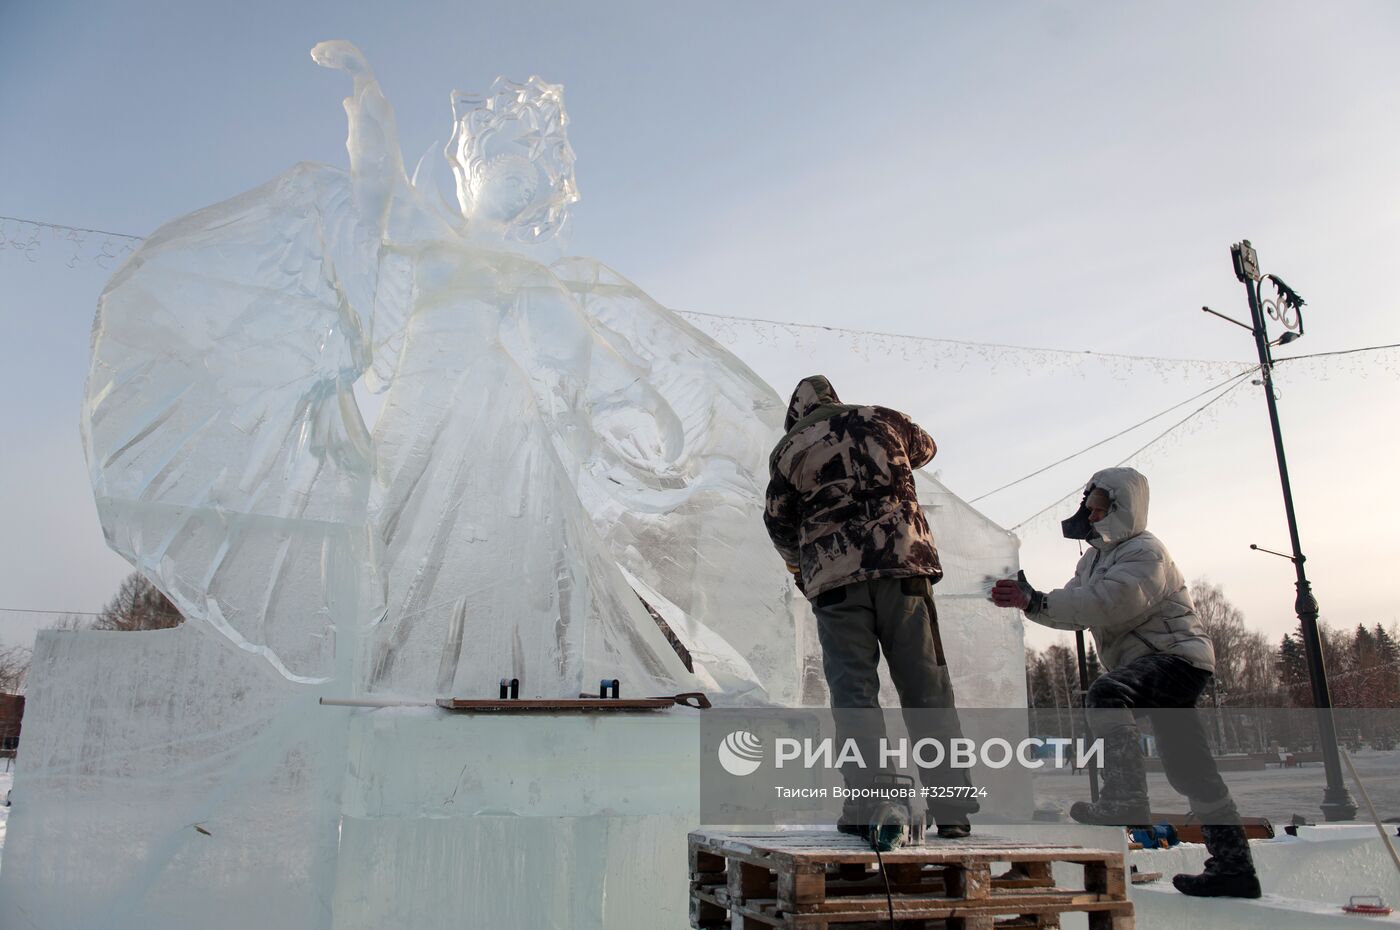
[81,42,801,702]
[80,41,1023,706]
[5,40,1031,930]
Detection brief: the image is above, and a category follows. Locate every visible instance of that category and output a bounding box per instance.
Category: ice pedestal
[332,708,699,929]
[333,815,695,929]
[0,628,700,930]
[1131,884,1397,929]
[0,626,347,930]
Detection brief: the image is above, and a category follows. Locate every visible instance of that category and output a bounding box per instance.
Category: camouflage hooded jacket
[763,376,942,598]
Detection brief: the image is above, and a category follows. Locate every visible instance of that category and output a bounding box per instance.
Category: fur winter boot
[1070,729,1150,825]
[1172,824,1261,898]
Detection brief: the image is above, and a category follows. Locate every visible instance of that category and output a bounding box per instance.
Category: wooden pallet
[690,830,1133,930]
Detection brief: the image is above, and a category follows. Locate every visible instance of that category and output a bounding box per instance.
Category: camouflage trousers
[1086,654,1229,810]
[1087,653,1255,876]
[812,576,973,826]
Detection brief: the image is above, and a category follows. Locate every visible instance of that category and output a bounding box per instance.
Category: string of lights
[6,213,1398,370]
[676,308,1246,370]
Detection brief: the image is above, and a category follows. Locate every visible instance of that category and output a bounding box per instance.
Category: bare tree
[0,644,31,693]
[1233,629,1279,703]
[92,573,183,632]
[1190,578,1249,697]
[45,613,91,632]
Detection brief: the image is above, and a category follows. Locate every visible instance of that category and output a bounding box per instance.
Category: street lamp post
[1204,239,1357,821]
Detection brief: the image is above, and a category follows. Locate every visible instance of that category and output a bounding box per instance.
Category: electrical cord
[968,367,1257,504]
[0,607,103,617]
[870,836,897,928]
[1011,371,1256,531]
[1275,343,1400,362]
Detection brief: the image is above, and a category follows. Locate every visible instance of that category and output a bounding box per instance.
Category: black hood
[784,375,841,430]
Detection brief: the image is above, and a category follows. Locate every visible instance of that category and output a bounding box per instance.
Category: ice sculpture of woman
[84,41,798,701]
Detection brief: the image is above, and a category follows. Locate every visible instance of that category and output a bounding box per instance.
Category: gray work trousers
[812,575,973,825]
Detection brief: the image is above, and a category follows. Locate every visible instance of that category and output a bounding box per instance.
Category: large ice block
[0,627,347,929]
[332,707,700,929]
[0,628,702,930]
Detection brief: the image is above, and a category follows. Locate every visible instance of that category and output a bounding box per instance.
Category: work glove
[990,571,1045,614]
[786,563,806,596]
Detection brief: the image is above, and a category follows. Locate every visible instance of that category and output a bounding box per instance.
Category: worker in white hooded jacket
[992,467,1260,899]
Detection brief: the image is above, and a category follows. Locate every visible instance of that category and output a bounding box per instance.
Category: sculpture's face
[448,77,579,243]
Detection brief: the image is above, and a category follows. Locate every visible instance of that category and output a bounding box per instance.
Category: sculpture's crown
[448,76,579,244]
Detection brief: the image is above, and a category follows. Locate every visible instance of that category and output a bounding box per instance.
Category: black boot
[836,799,867,839]
[1070,729,1150,825]
[1172,825,1260,898]
[1069,797,1151,826]
[926,799,978,839]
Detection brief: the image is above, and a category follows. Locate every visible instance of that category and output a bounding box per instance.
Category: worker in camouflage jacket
[765,375,975,842]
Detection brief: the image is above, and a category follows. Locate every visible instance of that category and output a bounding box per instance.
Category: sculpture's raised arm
[311,40,408,236]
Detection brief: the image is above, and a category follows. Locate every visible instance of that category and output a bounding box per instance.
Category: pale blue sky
[2,1,1398,651]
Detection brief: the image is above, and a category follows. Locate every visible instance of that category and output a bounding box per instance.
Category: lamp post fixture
[1203,239,1357,821]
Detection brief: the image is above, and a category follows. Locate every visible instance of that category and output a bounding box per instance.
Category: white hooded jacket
[1032,467,1215,673]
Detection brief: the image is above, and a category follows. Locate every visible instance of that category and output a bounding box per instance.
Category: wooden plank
[711,894,1132,925]
[690,842,727,878]
[1089,909,1136,930]
[690,831,1121,868]
[948,917,996,930]
[944,861,992,900]
[1147,811,1274,843]
[694,830,1118,857]
[751,889,1123,916]
[728,861,774,904]
[1084,858,1126,898]
[706,893,1133,926]
[436,697,673,712]
[689,890,726,928]
[776,869,826,908]
[1012,861,1055,885]
[698,829,1078,847]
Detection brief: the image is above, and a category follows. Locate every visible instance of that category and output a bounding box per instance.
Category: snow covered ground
[0,766,12,870]
[1034,749,1400,825]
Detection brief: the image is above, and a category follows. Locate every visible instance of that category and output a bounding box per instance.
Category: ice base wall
[0,626,345,929]
[0,627,702,930]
